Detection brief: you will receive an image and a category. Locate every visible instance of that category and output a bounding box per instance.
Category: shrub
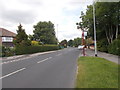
[15,45,59,55]
[31,41,39,46]
[97,38,108,52]
[0,46,2,57]
[108,39,120,56]
[0,46,15,57]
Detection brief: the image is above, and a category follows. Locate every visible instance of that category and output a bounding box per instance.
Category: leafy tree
[67,39,74,47]
[80,2,120,43]
[78,2,120,52]
[73,37,82,47]
[28,34,34,41]
[14,24,31,46]
[59,39,67,48]
[33,21,57,44]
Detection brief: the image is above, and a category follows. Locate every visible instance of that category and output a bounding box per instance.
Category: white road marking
[56,53,62,56]
[37,57,52,64]
[48,57,52,59]
[1,57,30,65]
[1,50,59,65]
[0,68,26,79]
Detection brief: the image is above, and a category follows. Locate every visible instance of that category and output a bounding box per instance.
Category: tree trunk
[105,29,110,44]
[116,25,118,39]
[109,25,114,43]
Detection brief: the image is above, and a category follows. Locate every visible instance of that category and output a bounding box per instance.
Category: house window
[2,37,13,42]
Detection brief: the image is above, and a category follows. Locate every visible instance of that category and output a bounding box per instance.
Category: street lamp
[93,0,98,57]
[57,24,59,45]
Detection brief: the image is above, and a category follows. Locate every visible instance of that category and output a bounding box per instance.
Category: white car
[78,45,84,50]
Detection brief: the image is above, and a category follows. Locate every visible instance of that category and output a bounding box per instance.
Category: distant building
[0,28,16,47]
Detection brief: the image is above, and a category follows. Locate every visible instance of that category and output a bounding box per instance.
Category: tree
[68,39,74,47]
[81,2,120,44]
[59,39,67,48]
[73,37,82,47]
[28,34,34,41]
[33,21,57,44]
[78,2,120,52]
[14,24,31,46]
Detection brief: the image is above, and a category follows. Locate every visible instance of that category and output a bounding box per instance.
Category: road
[1,48,81,88]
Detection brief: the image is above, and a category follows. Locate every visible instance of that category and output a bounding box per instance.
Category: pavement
[85,49,119,64]
[1,47,81,88]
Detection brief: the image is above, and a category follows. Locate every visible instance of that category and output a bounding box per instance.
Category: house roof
[0,28,16,37]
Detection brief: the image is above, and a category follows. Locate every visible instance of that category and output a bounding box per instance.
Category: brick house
[0,28,16,47]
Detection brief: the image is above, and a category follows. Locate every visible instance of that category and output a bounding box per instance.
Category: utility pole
[93,0,98,57]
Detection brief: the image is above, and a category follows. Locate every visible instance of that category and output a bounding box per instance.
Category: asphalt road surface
[1,47,81,88]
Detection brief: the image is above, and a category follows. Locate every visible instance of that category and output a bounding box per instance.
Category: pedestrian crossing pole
[82,30,85,56]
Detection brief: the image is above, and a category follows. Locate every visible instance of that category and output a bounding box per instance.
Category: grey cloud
[1,9,36,24]
[62,33,80,39]
[69,0,92,4]
[20,0,43,7]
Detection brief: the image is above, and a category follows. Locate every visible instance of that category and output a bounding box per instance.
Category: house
[0,28,16,47]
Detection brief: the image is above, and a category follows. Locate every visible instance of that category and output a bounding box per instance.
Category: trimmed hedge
[108,39,120,56]
[0,46,15,57]
[15,45,59,55]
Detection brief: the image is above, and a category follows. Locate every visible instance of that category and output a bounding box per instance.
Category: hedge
[0,46,15,57]
[15,45,59,55]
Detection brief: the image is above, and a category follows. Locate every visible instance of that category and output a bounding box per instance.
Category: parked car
[78,45,84,50]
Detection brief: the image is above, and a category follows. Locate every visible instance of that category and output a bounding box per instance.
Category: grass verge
[76,56,119,88]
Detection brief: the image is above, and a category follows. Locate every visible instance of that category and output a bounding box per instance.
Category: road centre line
[56,53,62,56]
[37,57,52,64]
[1,50,61,65]
[0,68,26,79]
[1,57,32,65]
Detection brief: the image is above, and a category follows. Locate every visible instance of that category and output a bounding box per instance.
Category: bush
[108,39,120,56]
[0,46,15,57]
[97,39,108,52]
[31,41,39,46]
[15,45,59,55]
[0,46,2,57]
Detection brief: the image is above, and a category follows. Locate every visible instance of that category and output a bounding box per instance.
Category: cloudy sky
[0,0,93,41]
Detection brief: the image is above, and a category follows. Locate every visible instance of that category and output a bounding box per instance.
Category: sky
[0,0,93,42]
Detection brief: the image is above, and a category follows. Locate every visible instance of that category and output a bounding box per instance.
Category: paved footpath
[85,49,119,64]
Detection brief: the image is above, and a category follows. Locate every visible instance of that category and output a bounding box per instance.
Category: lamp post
[93,0,98,57]
[57,24,59,45]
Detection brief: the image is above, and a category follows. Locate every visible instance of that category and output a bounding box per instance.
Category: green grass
[76,56,119,88]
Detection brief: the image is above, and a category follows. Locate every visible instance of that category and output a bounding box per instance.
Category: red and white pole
[82,30,85,56]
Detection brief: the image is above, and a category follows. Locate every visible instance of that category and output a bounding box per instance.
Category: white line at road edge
[37,57,52,64]
[0,68,26,79]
